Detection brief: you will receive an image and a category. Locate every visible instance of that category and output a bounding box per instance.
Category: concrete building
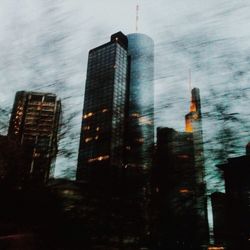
[8,91,61,184]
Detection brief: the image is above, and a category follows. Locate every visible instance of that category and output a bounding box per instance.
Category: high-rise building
[77,31,154,177]
[152,88,208,249]
[214,151,250,249]
[152,127,208,249]
[185,87,204,183]
[76,31,154,249]
[77,32,129,181]
[125,33,154,170]
[8,91,61,184]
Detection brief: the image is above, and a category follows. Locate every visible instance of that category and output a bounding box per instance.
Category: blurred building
[76,31,154,249]
[125,33,154,170]
[77,32,129,181]
[185,87,204,183]
[151,88,208,249]
[213,149,250,249]
[152,127,208,249]
[8,91,61,185]
[210,192,228,247]
[0,135,28,186]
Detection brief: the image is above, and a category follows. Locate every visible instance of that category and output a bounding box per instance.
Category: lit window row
[85,136,99,143]
[131,112,140,118]
[83,109,109,119]
[139,116,153,125]
[87,155,110,163]
[83,112,94,119]
[136,138,144,143]
[179,188,191,194]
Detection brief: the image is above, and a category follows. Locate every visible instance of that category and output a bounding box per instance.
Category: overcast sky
[1,0,250,192]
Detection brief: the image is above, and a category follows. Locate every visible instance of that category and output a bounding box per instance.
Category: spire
[136,3,139,32]
[189,68,192,93]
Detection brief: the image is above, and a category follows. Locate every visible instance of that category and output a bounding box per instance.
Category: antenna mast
[189,69,192,93]
[136,3,139,32]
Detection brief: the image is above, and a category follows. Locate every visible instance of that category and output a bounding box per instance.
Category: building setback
[8,91,61,184]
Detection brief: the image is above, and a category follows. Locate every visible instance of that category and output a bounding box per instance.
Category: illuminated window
[96,127,100,131]
[185,118,193,133]
[95,136,99,140]
[139,116,153,125]
[88,155,110,163]
[131,113,140,118]
[136,138,144,143]
[208,247,224,250]
[179,189,190,194]
[102,108,108,113]
[85,137,93,143]
[83,112,94,119]
[190,101,197,112]
[83,126,91,130]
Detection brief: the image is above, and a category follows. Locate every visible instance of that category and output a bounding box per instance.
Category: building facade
[8,91,61,184]
[77,32,129,181]
[152,127,208,249]
[126,33,154,170]
[151,88,208,249]
[76,31,154,249]
[213,152,250,249]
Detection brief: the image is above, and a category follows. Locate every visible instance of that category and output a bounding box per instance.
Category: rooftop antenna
[189,68,192,93]
[136,2,139,32]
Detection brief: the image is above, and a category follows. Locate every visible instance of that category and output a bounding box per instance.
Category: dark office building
[152,127,208,249]
[77,32,154,180]
[211,192,228,247]
[126,33,154,170]
[8,91,61,184]
[0,135,29,186]
[76,31,154,249]
[151,88,208,249]
[77,32,129,181]
[213,151,250,249]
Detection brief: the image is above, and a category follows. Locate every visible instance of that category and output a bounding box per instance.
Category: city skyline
[0,1,250,193]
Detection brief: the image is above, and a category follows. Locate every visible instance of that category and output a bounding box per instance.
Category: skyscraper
[126,33,154,170]
[8,91,61,184]
[152,127,208,249]
[77,32,129,181]
[76,31,154,248]
[214,151,250,249]
[185,87,205,183]
[77,32,154,179]
[152,88,208,249]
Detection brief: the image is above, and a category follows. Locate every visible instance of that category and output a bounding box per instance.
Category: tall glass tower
[77,32,129,181]
[126,33,154,170]
[76,32,154,248]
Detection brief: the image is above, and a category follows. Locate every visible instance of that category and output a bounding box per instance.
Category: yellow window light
[87,155,110,163]
[83,112,94,119]
[131,112,140,118]
[83,126,91,130]
[85,137,93,143]
[139,116,153,125]
[179,189,190,194]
